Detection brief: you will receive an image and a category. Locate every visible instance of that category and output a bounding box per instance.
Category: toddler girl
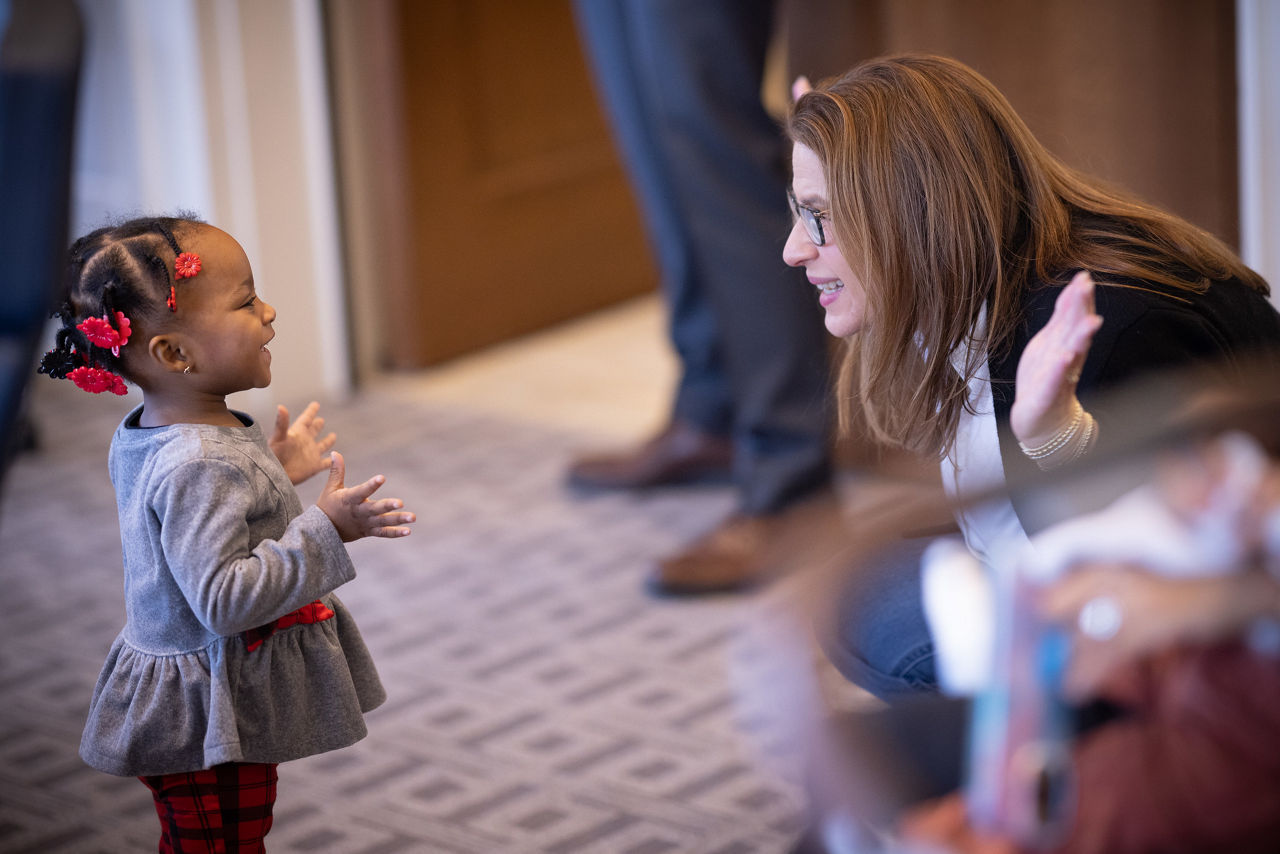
[39,216,414,852]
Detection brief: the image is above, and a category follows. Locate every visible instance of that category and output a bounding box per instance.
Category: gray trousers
[572,0,832,514]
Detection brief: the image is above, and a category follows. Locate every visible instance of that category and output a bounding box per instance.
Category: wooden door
[367,0,656,368]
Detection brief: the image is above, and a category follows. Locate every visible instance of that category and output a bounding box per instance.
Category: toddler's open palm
[317,451,415,542]
[270,401,337,484]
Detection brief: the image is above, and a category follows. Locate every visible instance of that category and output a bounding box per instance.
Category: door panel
[388,0,656,367]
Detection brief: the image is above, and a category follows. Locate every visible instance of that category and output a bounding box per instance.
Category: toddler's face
[173,225,277,393]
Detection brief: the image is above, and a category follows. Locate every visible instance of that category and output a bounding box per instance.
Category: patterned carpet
[0,377,863,853]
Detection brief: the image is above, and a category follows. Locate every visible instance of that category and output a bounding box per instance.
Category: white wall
[1238,0,1280,306]
[69,0,349,420]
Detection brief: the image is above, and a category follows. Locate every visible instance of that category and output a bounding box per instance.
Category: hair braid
[38,214,204,394]
[151,220,183,256]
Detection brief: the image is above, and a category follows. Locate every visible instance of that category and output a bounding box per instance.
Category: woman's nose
[782,219,815,267]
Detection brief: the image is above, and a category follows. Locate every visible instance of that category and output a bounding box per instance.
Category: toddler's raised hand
[317,451,415,542]
[271,401,338,484]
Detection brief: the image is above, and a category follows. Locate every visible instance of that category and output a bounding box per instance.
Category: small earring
[183,365,192,375]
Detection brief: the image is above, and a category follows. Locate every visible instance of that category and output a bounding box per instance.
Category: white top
[939,307,1032,573]
[925,309,1032,695]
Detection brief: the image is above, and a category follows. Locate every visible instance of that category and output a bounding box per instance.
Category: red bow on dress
[243,600,335,652]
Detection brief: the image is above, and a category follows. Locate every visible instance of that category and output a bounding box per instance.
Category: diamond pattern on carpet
[0,380,826,853]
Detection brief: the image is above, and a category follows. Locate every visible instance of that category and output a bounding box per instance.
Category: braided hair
[39,215,204,394]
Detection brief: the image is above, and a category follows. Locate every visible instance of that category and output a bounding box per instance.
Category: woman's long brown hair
[788,54,1266,458]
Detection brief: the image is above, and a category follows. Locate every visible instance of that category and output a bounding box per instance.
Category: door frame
[1238,0,1280,303]
[71,0,351,413]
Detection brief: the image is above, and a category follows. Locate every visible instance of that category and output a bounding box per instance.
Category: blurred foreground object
[905,364,1280,853]
[788,361,1280,853]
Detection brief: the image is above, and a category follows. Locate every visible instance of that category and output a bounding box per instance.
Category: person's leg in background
[568,0,736,495]
[570,0,834,595]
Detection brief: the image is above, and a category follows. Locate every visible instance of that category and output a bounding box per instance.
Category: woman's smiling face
[782,143,868,338]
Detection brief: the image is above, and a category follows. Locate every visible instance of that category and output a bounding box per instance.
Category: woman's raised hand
[316,451,415,542]
[1010,271,1103,447]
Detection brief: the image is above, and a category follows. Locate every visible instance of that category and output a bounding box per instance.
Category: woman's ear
[147,333,190,374]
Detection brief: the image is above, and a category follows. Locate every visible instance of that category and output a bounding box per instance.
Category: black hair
[38,214,204,388]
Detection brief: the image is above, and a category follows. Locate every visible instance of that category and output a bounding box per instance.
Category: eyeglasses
[787,186,830,246]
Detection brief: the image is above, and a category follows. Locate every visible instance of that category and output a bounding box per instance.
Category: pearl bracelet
[1018,399,1083,460]
[1018,399,1098,470]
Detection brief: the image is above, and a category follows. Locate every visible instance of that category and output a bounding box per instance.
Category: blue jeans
[818,537,938,700]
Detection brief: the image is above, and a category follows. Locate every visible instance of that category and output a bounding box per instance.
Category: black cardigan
[987,275,1280,533]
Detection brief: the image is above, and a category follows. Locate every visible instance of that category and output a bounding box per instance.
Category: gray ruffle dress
[80,407,386,777]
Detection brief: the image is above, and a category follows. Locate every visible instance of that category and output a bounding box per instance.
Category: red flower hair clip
[67,366,128,396]
[174,252,201,279]
[77,312,132,356]
[170,252,201,312]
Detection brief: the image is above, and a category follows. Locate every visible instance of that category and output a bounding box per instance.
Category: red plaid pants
[139,762,278,853]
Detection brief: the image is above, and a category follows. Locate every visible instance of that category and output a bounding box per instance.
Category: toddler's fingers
[272,405,291,440]
[341,473,387,502]
[324,451,347,492]
[367,515,414,538]
[318,432,337,452]
[359,496,406,516]
[370,527,412,538]
[372,510,415,527]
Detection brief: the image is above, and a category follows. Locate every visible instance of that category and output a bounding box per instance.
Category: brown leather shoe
[566,420,733,491]
[649,494,843,596]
